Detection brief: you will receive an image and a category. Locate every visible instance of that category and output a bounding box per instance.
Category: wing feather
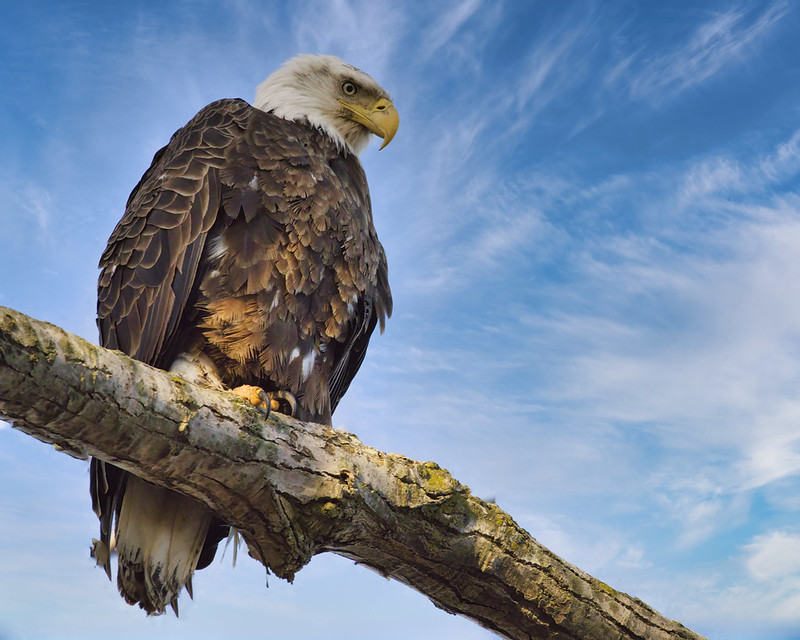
[325,158,392,415]
[97,99,250,368]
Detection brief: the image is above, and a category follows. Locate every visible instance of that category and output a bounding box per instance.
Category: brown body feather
[91,98,391,614]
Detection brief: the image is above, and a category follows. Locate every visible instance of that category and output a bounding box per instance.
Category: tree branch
[0,306,705,640]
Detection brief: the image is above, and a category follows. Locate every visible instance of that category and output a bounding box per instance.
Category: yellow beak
[338,97,399,150]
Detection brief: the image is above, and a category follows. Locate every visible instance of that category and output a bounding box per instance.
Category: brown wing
[325,152,392,414]
[97,98,253,367]
[328,254,391,414]
[91,99,253,581]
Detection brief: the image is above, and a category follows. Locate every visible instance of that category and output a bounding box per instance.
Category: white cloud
[745,531,800,581]
[739,405,800,490]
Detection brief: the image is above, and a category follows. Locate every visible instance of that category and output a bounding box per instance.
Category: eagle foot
[268,390,298,417]
[231,385,271,415]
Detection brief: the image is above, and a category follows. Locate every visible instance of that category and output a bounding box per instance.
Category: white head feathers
[254,55,395,155]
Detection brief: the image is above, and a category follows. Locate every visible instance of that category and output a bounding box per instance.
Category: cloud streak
[628,1,789,102]
[419,0,483,59]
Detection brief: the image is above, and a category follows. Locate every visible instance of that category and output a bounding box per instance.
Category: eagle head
[254,54,399,155]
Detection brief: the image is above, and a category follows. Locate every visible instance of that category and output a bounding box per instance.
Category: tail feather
[90,458,126,579]
[115,476,213,615]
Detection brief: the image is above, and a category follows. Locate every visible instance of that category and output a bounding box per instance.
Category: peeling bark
[0,306,706,640]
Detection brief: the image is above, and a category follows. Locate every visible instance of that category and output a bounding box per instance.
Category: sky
[1,0,800,638]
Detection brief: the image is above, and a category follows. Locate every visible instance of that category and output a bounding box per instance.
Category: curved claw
[268,390,298,417]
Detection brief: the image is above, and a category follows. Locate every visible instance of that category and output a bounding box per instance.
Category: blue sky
[2,1,800,638]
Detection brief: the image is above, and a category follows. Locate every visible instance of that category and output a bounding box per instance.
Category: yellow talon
[231,385,270,415]
[230,386,297,417]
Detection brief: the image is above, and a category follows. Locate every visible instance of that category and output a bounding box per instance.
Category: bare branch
[0,306,705,640]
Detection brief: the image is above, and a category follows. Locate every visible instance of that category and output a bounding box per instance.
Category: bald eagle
[90,55,397,615]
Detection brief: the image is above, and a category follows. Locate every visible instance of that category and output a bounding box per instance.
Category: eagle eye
[341,80,358,96]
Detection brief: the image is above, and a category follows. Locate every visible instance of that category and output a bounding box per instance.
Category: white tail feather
[116,476,213,615]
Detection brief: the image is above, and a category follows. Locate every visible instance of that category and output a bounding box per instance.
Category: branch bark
[0,306,705,640]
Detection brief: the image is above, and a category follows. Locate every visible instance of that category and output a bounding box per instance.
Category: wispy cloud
[419,0,482,59]
[449,128,800,551]
[738,404,800,490]
[678,128,800,207]
[627,2,789,102]
[664,486,751,548]
[288,0,405,80]
[4,181,54,235]
[511,21,593,125]
[546,212,800,446]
